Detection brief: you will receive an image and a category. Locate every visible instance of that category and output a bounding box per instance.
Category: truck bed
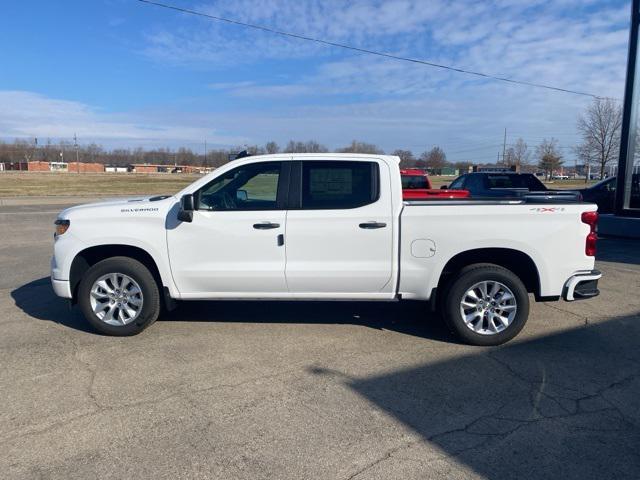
[398,199,597,300]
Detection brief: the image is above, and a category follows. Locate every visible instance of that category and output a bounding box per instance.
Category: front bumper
[563,270,602,301]
[51,277,72,299]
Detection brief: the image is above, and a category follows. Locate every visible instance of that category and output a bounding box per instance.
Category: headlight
[54,219,70,237]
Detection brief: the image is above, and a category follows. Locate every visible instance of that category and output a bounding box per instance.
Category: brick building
[66,162,105,173]
[27,161,51,172]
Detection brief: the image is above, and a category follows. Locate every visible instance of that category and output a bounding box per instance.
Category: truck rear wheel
[78,257,160,336]
[443,264,529,346]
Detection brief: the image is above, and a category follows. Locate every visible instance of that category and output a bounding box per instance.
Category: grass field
[0,172,596,197]
[0,172,199,196]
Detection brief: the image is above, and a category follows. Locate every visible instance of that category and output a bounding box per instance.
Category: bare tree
[572,143,597,182]
[283,140,328,153]
[420,146,448,172]
[243,145,266,155]
[576,97,622,180]
[265,141,279,154]
[504,138,530,172]
[392,149,416,168]
[536,138,563,179]
[336,140,384,154]
[453,160,472,173]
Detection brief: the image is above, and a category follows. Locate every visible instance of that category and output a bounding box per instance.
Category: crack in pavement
[0,360,307,446]
[541,301,587,321]
[488,350,640,428]
[343,438,422,480]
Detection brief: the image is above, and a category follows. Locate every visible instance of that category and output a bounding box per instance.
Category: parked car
[579,175,640,213]
[52,154,601,346]
[444,172,582,201]
[401,168,469,200]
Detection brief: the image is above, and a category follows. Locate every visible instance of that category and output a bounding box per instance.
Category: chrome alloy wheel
[459,280,517,335]
[89,273,144,326]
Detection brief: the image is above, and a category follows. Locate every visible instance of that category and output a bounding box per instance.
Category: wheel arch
[436,247,541,299]
[69,244,166,303]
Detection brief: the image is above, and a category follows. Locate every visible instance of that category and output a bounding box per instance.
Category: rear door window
[301,161,379,209]
[463,175,484,191]
[486,174,546,190]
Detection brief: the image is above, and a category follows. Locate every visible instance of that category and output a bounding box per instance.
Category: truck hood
[57,195,175,220]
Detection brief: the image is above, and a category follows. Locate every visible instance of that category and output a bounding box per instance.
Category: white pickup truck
[51,154,601,345]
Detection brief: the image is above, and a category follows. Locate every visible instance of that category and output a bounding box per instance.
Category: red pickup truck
[400,169,469,200]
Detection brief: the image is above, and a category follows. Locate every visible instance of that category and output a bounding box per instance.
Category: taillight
[581,211,598,256]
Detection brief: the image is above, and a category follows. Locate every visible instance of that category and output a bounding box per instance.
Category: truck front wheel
[78,256,161,336]
[443,264,529,346]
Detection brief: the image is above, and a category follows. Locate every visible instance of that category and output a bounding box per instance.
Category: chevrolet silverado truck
[51,154,601,346]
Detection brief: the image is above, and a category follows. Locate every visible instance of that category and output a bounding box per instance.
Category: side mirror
[440,185,449,190]
[236,189,248,202]
[177,194,194,223]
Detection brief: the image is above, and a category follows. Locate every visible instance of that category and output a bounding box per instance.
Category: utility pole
[204,140,207,166]
[502,128,507,164]
[74,133,80,173]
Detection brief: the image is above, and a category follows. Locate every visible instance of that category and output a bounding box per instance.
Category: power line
[136,0,609,100]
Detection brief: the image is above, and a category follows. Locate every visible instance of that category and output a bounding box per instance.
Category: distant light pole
[502,128,507,164]
[74,133,80,173]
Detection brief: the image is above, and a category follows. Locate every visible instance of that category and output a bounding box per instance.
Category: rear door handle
[253,222,280,230]
[359,221,387,229]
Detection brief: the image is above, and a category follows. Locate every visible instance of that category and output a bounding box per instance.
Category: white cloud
[0,91,245,148]
[141,0,630,102]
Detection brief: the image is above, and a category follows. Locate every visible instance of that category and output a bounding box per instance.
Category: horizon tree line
[0,98,622,177]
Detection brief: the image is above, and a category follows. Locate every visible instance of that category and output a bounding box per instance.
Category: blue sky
[0,0,632,162]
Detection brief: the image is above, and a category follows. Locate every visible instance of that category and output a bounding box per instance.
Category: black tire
[78,256,160,336]
[443,264,529,346]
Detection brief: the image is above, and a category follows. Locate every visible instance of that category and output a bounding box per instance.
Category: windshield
[401,175,429,189]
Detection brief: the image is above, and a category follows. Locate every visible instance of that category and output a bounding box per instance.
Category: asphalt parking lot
[1,199,640,480]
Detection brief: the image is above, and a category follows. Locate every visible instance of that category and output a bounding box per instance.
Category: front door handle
[359,221,387,229]
[253,222,280,230]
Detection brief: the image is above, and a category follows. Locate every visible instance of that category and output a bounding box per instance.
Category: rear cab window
[401,175,429,189]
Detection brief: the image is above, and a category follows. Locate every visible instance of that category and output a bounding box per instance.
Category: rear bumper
[563,270,601,301]
[51,277,72,299]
